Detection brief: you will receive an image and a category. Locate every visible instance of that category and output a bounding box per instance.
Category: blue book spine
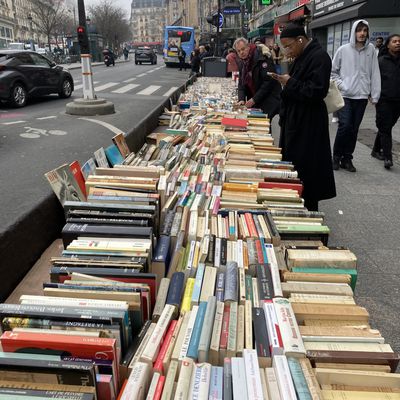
[105,144,124,166]
[186,301,207,360]
[215,272,225,302]
[209,366,224,400]
[178,182,188,195]
[153,235,170,262]
[260,237,269,263]
[287,357,313,400]
[166,272,185,308]
[191,263,205,306]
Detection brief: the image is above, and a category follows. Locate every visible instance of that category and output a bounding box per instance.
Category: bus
[163,26,195,67]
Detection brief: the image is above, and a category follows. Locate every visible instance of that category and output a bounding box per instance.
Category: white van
[8,43,27,50]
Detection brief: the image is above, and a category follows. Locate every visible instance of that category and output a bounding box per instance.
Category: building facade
[0,0,14,48]
[130,0,167,44]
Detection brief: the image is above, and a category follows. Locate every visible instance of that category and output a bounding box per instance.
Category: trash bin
[201,57,227,77]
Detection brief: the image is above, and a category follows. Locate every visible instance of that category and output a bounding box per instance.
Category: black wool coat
[279,39,336,203]
[238,47,281,119]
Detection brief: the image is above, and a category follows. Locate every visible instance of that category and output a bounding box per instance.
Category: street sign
[223,6,241,14]
[218,12,224,29]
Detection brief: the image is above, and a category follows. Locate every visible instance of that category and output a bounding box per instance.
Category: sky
[83,0,132,19]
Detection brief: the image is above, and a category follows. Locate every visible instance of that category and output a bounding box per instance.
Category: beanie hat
[280,22,306,39]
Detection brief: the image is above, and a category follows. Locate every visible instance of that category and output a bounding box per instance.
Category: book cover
[70,160,87,198]
[187,301,208,360]
[105,144,124,167]
[112,133,130,159]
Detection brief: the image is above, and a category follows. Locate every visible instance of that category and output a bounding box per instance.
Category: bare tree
[29,0,67,52]
[53,12,75,51]
[89,0,131,51]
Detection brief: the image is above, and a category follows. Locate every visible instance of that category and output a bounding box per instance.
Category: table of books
[0,77,399,400]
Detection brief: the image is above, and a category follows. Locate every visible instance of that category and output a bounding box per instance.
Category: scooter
[104,54,115,67]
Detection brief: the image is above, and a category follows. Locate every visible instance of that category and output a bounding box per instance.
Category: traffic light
[259,0,272,5]
[206,14,220,27]
[77,25,90,53]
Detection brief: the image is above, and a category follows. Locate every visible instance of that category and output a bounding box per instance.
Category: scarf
[241,44,257,98]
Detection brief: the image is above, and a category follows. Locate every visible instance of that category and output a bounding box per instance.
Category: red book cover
[221,117,248,128]
[0,330,119,388]
[219,304,231,352]
[153,375,166,400]
[244,213,258,238]
[69,160,87,198]
[259,181,303,196]
[153,319,177,374]
[254,239,265,264]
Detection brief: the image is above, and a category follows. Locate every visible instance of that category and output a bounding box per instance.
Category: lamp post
[27,14,35,51]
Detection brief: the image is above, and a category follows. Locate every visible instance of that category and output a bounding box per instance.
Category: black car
[0,50,74,107]
[135,47,157,65]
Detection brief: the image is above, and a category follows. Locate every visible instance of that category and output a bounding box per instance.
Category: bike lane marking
[2,121,26,125]
[78,118,125,135]
[37,116,57,120]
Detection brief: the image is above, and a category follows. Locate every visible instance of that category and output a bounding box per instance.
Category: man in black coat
[270,23,336,211]
[234,37,281,120]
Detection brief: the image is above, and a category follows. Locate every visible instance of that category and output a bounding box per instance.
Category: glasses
[282,40,297,52]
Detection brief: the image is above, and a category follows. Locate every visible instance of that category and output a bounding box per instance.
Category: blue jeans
[333,98,368,161]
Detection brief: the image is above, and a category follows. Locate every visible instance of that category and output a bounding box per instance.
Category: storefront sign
[313,0,364,18]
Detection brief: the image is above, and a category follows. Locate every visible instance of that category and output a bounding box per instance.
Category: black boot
[332,156,340,171]
[371,150,384,160]
[340,159,356,172]
[384,159,393,169]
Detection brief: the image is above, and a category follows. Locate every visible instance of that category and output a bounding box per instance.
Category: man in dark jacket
[234,37,281,120]
[178,46,186,71]
[371,34,400,169]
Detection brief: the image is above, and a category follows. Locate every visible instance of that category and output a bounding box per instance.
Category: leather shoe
[384,159,393,169]
[332,157,340,170]
[371,150,384,160]
[340,159,356,172]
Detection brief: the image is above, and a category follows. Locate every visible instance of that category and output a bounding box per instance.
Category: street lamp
[27,14,35,51]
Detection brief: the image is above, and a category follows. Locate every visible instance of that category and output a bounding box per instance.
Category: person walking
[226,48,239,77]
[271,43,283,74]
[371,34,400,169]
[375,36,384,56]
[190,48,201,77]
[178,46,186,71]
[234,37,281,120]
[270,21,336,211]
[331,19,381,172]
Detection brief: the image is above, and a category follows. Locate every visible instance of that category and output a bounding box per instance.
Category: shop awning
[247,26,273,39]
[309,2,365,30]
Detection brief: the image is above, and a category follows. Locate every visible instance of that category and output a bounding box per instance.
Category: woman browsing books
[270,20,336,211]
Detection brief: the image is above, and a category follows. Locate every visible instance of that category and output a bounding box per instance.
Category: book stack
[2,76,398,399]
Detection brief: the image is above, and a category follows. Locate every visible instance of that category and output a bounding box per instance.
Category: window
[30,53,51,66]
[15,53,34,64]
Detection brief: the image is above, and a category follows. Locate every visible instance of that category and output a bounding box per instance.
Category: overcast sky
[83,0,132,19]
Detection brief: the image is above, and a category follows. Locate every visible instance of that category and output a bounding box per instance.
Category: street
[0,57,190,229]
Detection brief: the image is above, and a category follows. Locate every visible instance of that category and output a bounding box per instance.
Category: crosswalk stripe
[136,85,161,95]
[137,73,147,77]
[163,87,178,97]
[74,81,99,90]
[112,84,140,94]
[95,82,119,91]
[123,77,137,83]
[37,116,57,120]
[2,121,26,125]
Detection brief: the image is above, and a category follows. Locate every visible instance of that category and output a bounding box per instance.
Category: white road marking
[2,120,26,125]
[78,118,126,135]
[163,87,178,97]
[137,85,161,95]
[123,77,137,83]
[94,82,119,91]
[112,84,140,94]
[36,116,57,120]
[74,81,99,90]
[137,73,147,77]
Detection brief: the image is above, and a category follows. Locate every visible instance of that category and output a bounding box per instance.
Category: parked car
[135,47,157,65]
[0,50,74,107]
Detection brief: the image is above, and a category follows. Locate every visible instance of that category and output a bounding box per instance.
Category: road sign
[218,12,224,28]
[239,0,246,4]
[223,6,241,14]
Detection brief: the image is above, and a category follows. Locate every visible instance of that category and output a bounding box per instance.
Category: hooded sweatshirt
[331,19,381,103]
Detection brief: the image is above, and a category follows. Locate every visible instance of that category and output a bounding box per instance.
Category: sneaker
[332,117,338,123]
[332,157,340,170]
[384,159,393,169]
[340,159,356,172]
[371,150,384,160]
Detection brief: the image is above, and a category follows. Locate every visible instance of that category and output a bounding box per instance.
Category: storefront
[310,0,400,58]
[0,18,14,49]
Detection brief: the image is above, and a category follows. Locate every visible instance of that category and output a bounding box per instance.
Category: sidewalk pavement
[272,104,400,359]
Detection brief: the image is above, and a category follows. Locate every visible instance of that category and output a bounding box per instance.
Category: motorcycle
[104,54,115,67]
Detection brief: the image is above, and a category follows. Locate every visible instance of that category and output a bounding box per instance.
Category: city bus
[163,26,195,67]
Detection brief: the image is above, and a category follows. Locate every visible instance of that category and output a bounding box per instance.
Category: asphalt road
[0,58,190,229]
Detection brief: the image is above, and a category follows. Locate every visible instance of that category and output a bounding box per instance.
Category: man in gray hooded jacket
[331,19,381,172]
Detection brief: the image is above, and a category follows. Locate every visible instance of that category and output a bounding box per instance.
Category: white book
[273,298,306,357]
[273,355,297,400]
[189,362,212,400]
[162,359,179,400]
[129,323,156,368]
[238,268,246,305]
[244,299,253,350]
[265,244,283,297]
[199,266,217,303]
[227,301,238,358]
[174,357,194,400]
[259,368,270,400]
[265,368,282,400]
[231,357,248,400]
[214,238,221,268]
[263,301,284,356]
[186,240,197,276]
[209,301,225,365]
[141,304,175,364]
[145,372,161,400]
[119,361,151,400]
[179,306,199,360]
[236,304,245,357]
[252,277,260,307]
[243,349,264,400]
[237,239,244,269]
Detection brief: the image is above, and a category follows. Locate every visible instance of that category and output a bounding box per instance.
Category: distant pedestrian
[222,42,229,58]
[190,48,201,76]
[178,46,186,71]
[234,37,281,119]
[274,20,336,211]
[375,36,384,56]
[271,43,283,74]
[331,19,381,172]
[123,47,129,61]
[372,34,400,169]
[226,48,239,77]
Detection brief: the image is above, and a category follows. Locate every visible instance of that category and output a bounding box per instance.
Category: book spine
[198,296,217,363]
[265,244,283,297]
[187,301,208,360]
[180,277,195,314]
[145,371,160,400]
[119,361,151,400]
[238,268,246,305]
[236,304,245,357]
[243,349,264,400]
[199,266,217,303]
[226,301,238,358]
[224,261,238,303]
[215,272,225,303]
[209,301,225,366]
[162,359,178,400]
[273,355,297,400]
[179,306,199,361]
[174,357,194,400]
[263,301,284,356]
[287,357,313,400]
[153,375,165,400]
[244,300,253,350]
[153,320,177,375]
[252,307,272,367]
[218,304,231,365]
[231,357,248,400]
[189,362,212,400]
[245,274,253,302]
[166,272,185,310]
[209,366,224,400]
[256,264,274,301]
[191,263,205,307]
[152,278,170,322]
[223,358,233,400]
